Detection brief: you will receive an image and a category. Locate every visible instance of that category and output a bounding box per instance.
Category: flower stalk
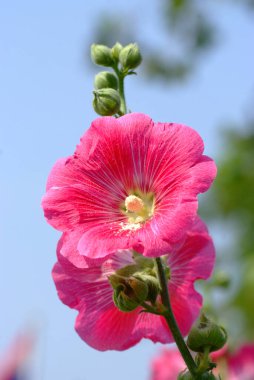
[113,65,127,115]
[155,257,198,378]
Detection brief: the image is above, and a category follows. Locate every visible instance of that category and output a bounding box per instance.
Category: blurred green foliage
[91,0,253,82]
[206,124,254,259]
[204,121,254,339]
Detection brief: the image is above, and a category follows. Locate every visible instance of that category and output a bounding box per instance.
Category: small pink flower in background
[150,344,254,380]
[212,344,254,379]
[151,347,185,380]
[53,217,215,351]
[0,332,34,380]
[42,113,216,261]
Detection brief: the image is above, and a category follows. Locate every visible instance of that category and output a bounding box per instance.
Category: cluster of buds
[91,42,142,116]
[108,253,165,312]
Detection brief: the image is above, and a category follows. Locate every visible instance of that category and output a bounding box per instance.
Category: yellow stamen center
[125,195,144,213]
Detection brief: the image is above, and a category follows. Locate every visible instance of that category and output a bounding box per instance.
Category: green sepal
[113,284,140,312]
[110,275,148,312]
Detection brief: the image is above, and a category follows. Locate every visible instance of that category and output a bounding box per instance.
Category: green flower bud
[91,44,115,67]
[93,88,121,116]
[113,284,140,312]
[94,71,118,90]
[110,275,148,312]
[119,43,142,71]
[187,315,227,353]
[111,42,123,61]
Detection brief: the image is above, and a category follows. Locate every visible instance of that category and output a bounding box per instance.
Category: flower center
[121,191,155,227]
[125,195,144,213]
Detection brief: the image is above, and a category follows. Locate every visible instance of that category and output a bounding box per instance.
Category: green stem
[155,257,198,378]
[114,66,127,114]
[197,346,210,374]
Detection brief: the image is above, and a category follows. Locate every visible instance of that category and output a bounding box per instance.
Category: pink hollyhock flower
[42,113,216,260]
[52,217,215,351]
[0,332,34,380]
[150,344,254,380]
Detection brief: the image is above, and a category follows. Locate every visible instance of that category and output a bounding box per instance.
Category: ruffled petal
[53,259,143,351]
[42,185,85,230]
[167,217,215,335]
[76,304,141,351]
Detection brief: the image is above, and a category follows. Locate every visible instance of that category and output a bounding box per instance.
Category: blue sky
[0,1,254,379]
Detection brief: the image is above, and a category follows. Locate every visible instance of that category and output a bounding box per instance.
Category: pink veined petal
[52,262,88,309]
[42,185,84,231]
[76,221,176,260]
[169,217,215,283]
[57,231,134,282]
[76,304,142,351]
[46,157,75,191]
[53,247,134,309]
[52,216,215,351]
[183,155,217,195]
[169,281,203,337]
[53,260,142,351]
[167,217,215,335]
[57,230,89,269]
[131,309,173,343]
[42,113,216,259]
[46,124,102,191]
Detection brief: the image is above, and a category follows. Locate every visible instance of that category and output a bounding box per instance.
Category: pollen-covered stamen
[125,195,145,213]
[120,192,155,230]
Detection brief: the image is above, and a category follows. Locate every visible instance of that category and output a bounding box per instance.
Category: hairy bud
[94,71,118,90]
[111,42,123,61]
[109,274,148,312]
[119,43,142,71]
[93,88,121,116]
[187,315,227,353]
[91,44,115,67]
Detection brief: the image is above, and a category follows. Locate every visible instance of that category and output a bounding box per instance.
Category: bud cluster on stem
[90,42,142,116]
